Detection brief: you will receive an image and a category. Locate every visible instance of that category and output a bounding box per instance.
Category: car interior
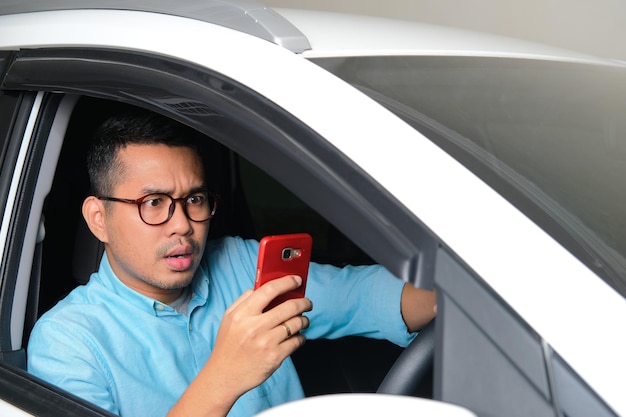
[30,95,429,399]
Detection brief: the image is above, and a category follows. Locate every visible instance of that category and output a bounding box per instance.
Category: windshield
[311,56,626,298]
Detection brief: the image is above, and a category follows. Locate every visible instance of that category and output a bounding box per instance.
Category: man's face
[99,144,210,302]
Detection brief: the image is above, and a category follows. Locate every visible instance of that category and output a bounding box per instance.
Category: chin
[169,275,195,290]
[151,272,194,291]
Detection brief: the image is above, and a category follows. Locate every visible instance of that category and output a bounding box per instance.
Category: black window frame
[0,80,41,365]
[3,47,439,289]
[0,360,117,417]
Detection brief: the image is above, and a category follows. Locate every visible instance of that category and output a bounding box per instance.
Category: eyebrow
[138,185,208,197]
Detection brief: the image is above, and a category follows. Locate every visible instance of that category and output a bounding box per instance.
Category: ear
[82,196,109,243]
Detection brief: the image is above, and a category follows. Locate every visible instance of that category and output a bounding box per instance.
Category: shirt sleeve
[303,262,416,347]
[28,317,119,415]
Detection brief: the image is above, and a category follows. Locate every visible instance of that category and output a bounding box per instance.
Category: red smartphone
[254,233,312,310]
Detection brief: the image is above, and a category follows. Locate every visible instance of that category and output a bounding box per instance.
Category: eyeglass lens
[139,192,215,225]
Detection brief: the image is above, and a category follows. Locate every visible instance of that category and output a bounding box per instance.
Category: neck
[124,281,186,304]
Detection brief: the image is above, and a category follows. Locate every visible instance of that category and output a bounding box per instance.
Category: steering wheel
[376,318,436,395]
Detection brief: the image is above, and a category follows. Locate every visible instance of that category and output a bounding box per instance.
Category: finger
[224,289,254,314]
[278,331,307,352]
[287,314,310,335]
[264,296,312,327]
[250,275,304,312]
[267,332,306,364]
[275,314,310,342]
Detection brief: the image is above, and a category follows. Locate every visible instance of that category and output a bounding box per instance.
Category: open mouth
[165,254,193,271]
[164,246,194,270]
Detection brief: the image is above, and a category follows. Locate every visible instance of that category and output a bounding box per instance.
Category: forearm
[166,359,240,417]
[400,284,437,332]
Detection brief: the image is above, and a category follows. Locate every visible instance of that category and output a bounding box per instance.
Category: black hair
[87,110,204,196]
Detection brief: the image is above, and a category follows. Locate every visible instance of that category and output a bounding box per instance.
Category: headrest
[71,218,104,284]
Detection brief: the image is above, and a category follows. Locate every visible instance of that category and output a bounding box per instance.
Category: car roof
[275,8,622,65]
[0,0,311,52]
[2,0,621,66]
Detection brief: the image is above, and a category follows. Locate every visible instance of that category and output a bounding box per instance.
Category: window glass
[312,56,626,296]
[236,156,373,266]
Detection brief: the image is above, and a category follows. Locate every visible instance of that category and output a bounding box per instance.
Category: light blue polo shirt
[28,236,413,417]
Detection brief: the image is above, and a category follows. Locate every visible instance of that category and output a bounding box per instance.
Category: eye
[187,193,207,205]
[142,195,167,208]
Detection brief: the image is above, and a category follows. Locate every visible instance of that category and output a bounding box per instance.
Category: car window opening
[35,96,405,398]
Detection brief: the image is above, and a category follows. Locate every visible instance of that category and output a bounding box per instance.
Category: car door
[1,51,119,416]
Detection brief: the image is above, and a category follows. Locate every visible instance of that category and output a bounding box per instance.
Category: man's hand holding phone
[197,274,312,416]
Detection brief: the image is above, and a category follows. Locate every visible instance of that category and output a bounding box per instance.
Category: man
[28,110,436,417]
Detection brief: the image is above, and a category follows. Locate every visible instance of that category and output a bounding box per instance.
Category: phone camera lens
[281,248,292,260]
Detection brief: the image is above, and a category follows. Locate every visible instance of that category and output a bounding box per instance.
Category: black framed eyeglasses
[98,191,218,226]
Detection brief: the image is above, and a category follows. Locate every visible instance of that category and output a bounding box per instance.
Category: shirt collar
[96,251,209,316]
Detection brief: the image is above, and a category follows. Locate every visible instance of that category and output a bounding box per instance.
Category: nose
[166,199,193,235]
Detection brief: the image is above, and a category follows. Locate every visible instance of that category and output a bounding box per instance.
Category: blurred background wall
[264,0,626,61]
